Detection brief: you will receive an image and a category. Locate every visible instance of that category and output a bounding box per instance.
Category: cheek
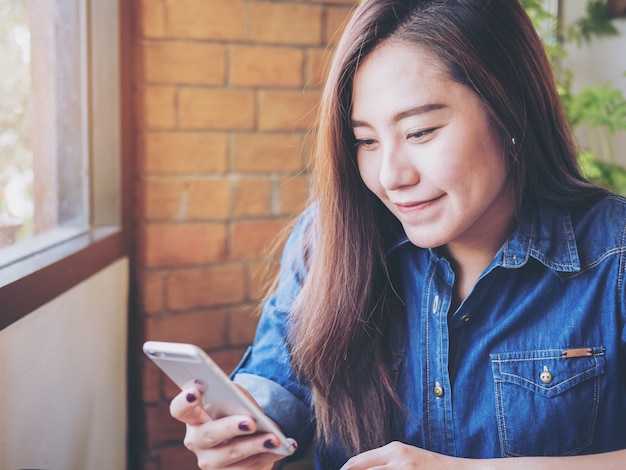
[357,155,382,195]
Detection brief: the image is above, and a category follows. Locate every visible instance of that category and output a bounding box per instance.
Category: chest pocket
[490,347,605,457]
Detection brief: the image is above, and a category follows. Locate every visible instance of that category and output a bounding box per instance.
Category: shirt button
[461,315,471,323]
[433,381,444,398]
[540,366,553,384]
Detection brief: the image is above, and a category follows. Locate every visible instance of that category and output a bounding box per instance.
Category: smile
[392,194,445,214]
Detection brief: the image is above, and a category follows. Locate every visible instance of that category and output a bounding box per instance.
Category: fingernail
[263,438,276,449]
[238,420,251,432]
[185,392,197,403]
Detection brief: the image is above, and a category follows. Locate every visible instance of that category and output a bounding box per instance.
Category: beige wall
[0,258,128,470]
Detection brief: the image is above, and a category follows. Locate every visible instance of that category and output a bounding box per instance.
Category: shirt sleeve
[231,208,315,448]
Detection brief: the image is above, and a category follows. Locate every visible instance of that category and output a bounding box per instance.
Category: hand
[340,441,463,470]
[170,385,297,470]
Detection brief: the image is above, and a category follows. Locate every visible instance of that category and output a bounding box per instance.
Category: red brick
[158,445,199,470]
[140,223,228,267]
[231,218,289,260]
[145,403,185,447]
[165,0,247,41]
[138,132,228,174]
[306,47,333,89]
[145,310,228,350]
[232,133,304,173]
[228,305,260,346]
[210,347,248,375]
[142,358,162,403]
[136,86,176,129]
[233,177,272,217]
[141,41,226,85]
[185,179,232,220]
[137,0,166,38]
[258,90,320,131]
[141,271,166,314]
[179,88,255,130]
[167,264,246,310]
[230,45,304,88]
[324,5,355,46]
[249,3,323,45]
[279,175,310,215]
[139,178,185,221]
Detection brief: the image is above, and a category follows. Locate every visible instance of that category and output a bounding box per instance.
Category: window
[0,0,131,329]
[0,0,31,247]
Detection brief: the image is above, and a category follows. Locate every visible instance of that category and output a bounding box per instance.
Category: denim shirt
[233,195,626,469]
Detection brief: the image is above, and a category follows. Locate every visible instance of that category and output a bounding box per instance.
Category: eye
[407,128,437,141]
[354,138,377,149]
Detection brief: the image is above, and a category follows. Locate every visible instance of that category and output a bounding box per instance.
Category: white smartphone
[143,341,296,456]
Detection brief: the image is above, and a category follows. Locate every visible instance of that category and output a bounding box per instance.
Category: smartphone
[143,341,296,456]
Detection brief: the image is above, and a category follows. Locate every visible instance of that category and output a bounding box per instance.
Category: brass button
[433,381,444,398]
[540,366,553,384]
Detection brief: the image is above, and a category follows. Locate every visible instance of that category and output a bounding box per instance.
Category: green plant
[522,0,626,195]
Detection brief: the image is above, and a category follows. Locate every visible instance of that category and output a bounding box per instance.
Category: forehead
[351,40,453,117]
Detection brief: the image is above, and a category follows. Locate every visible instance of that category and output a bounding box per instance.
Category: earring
[511,137,517,145]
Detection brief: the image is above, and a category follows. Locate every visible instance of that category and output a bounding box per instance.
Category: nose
[378,142,420,191]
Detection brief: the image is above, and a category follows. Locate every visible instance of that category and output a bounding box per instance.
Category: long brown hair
[287,0,607,456]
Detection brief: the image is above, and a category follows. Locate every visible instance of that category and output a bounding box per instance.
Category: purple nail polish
[185,392,197,403]
[238,421,251,432]
[263,439,276,449]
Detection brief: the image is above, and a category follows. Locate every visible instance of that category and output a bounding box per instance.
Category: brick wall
[132,1,356,468]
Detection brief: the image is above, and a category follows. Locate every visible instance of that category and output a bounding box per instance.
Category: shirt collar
[385,202,581,273]
[500,202,580,272]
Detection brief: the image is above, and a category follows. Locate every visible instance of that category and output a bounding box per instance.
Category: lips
[391,194,444,215]
[393,194,444,208]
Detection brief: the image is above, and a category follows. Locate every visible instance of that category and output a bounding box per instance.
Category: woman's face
[352,40,514,254]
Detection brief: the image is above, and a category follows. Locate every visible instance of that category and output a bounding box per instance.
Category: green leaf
[574,0,619,44]
[581,155,626,195]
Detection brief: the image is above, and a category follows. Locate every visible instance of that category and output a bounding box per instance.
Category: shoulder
[570,194,626,264]
[276,205,317,287]
[572,194,626,239]
[282,205,316,262]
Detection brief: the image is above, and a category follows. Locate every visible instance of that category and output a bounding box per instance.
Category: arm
[231,208,316,447]
[340,442,626,470]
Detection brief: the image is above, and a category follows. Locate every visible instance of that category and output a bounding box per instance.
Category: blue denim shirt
[233,195,626,469]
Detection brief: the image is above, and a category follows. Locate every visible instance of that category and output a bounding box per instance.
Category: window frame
[0,0,132,331]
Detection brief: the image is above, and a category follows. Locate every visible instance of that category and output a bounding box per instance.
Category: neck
[443,211,516,310]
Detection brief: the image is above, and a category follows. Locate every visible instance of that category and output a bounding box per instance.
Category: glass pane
[0,0,32,248]
[0,0,88,255]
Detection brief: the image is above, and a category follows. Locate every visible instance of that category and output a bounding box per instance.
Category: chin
[404,232,447,249]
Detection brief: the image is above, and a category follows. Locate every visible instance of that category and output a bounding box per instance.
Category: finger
[170,388,211,426]
[184,413,260,453]
[197,448,283,470]
[194,432,291,468]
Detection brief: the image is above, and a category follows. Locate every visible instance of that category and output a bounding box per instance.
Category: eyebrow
[351,103,447,128]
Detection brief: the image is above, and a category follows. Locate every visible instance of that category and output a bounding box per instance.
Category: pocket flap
[490,347,605,398]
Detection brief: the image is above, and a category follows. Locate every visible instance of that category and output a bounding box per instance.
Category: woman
[170,0,626,468]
